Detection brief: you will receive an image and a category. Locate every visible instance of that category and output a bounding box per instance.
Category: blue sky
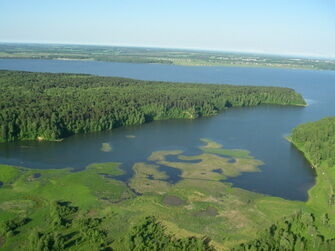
[1,0,334,58]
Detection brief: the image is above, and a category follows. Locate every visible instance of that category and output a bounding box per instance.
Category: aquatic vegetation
[200,139,251,158]
[166,153,261,180]
[0,125,335,251]
[129,163,171,194]
[200,139,223,149]
[147,150,186,162]
[132,163,168,180]
[146,140,262,181]
[100,143,112,152]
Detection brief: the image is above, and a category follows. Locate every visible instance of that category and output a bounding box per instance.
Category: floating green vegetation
[100,142,112,152]
[147,150,184,162]
[200,139,252,158]
[200,138,223,149]
[126,135,136,139]
[146,140,262,182]
[169,153,262,180]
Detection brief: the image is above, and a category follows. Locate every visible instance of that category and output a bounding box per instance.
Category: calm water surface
[1,59,335,201]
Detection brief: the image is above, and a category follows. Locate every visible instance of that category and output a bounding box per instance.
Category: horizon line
[1,41,334,60]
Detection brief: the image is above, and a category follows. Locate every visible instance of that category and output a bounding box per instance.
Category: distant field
[1,43,335,70]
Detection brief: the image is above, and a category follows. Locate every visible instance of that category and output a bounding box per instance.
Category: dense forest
[235,211,335,251]
[291,117,335,167]
[0,70,305,142]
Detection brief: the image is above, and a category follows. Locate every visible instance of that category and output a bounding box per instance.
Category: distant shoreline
[1,43,334,71]
[0,56,329,71]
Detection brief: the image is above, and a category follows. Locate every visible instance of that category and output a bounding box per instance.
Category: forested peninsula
[0,70,305,142]
[290,117,335,168]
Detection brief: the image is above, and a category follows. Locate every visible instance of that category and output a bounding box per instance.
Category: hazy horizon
[1,0,334,58]
[2,41,335,61]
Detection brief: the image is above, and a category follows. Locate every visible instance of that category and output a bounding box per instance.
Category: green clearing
[0,132,334,250]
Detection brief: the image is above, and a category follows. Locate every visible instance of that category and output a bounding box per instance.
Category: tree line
[0,70,305,142]
[234,211,335,251]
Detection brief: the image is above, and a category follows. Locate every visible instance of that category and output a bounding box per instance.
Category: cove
[1,59,335,201]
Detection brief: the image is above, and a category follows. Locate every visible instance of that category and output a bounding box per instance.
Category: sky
[1,0,335,58]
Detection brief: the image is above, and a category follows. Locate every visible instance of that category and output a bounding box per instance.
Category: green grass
[0,165,21,184]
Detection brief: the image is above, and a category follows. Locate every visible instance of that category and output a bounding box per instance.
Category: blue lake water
[1,58,335,201]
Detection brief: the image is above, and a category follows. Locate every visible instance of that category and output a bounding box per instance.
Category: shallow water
[1,59,335,201]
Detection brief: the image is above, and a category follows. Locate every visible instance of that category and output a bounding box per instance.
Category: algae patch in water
[101,142,112,152]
